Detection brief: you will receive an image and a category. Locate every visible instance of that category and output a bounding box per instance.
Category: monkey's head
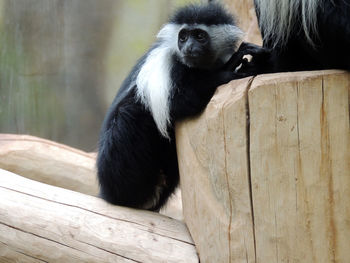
[157,3,244,70]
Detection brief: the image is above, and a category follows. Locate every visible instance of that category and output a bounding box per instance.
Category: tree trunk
[176,70,350,263]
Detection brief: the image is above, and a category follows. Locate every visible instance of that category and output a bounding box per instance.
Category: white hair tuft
[255,0,320,47]
[136,24,180,139]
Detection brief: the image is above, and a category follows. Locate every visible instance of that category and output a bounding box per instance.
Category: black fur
[97,3,263,211]
[255,0,350,72]
[170,3,236,25]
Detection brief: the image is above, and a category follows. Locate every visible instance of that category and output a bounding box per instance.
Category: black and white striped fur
[254,0,350,72]
[97,3,263,211]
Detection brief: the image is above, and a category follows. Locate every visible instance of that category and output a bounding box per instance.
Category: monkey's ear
[156,24,181,45]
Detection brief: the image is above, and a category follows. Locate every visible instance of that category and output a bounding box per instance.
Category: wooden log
[249,71,350,262]
[0,169,198,263]
[0,134,98,196]
[0,134,183,220]
[176,70,350,263]
[176,77,256,263]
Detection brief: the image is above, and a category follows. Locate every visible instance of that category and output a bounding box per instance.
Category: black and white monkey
[254,0,350,72]
[97,3,266,211]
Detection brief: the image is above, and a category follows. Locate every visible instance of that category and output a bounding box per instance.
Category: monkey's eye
[195,31,207,42]
[179,31,188,42]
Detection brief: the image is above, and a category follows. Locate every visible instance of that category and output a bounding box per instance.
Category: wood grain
[177,70,350,262]
[176,77,256,263]
[249,71,350,262]
[0,169,198,263]
[0,134,98,196]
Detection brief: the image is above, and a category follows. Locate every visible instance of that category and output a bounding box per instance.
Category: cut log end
[176,70,350,263]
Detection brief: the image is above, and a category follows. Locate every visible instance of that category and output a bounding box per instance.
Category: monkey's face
[177,26,218,69]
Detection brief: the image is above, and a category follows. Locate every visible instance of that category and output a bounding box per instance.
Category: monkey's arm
[170,70,240,120]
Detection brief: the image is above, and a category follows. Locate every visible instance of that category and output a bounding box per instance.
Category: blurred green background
[0,0,193,151]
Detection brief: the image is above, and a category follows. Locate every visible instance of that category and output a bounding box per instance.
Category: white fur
[136,23,243,139]
[255,0,319,47]
[136,24,180,139]
[208,24,244,63]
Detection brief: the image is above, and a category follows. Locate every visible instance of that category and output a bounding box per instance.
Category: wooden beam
[0,169,198,263]
[176,70,350,262]
[176,77,256,263]
[249,71,350,262]
[0,134,98,196]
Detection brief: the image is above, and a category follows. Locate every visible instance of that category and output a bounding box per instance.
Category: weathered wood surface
[0,133,183,220]
[0,169,198,263]
[176,70,350,263]
[0,134,98,196]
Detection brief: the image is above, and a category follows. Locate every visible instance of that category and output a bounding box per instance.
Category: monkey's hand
[238,42,272,75]
[224,42,271,74]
